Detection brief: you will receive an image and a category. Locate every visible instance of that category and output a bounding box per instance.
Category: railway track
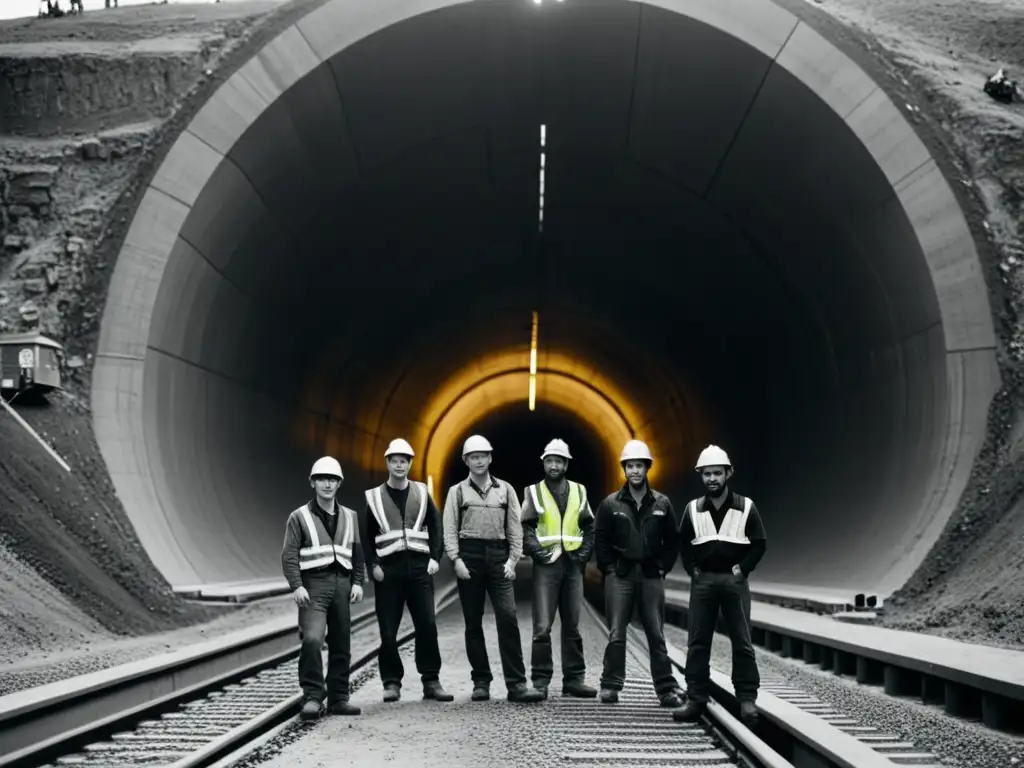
[0,585,459,768]
[3,579,957,768]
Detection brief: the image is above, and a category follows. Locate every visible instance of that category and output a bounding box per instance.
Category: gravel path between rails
[249,595,642,768]
[0,595,294,697]
[664,624,1024,768]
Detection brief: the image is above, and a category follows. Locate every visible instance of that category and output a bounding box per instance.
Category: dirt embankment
[0,1,292,678]
[804,0,1024,649]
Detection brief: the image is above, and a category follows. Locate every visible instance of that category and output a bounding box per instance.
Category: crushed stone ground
[664,623,1024,768]
[0,0,1023,681]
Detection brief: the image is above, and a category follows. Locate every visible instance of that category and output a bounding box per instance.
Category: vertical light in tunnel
[427,474,434,498]
[529,310,539,411]
[538,124,545,233]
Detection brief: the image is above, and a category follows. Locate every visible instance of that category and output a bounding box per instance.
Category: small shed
[0,332,64,394]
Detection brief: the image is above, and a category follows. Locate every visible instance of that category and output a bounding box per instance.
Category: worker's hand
[372,565,384,582]
[427,558,440,576]
[732,564,744,578]
[349,584,364,603]
[454,558,471,580]
[503,559,516,580]
[292,586,310,608]
[531,550,551,565]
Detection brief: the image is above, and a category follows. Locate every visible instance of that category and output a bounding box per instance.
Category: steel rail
[170,584,461,768]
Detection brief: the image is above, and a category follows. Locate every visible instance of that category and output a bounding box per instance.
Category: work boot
[739,700,758,725]
[562,681,597,698]
[599,688,618,703]
[672,700,706,722]
[299,697,322,721]
[507,684,545,703]
[659,691,683,708]
[423,681,454,702]
[533,682,550,700]
[471,684,490,701]
[327,699,361,716]
[383,684,401,703]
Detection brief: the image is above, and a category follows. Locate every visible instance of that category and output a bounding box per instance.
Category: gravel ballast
[664,623,1024,768]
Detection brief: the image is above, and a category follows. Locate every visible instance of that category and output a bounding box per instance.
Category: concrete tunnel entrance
[91,0,1000,601]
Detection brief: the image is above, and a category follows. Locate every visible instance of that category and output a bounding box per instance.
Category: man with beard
[364,438,453,704]
[442,434,545,703]
[673,445,766,726]
[520,438,597,699]
[593,440,682,707]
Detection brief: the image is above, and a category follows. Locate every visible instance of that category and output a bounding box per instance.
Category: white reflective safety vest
[365,481,431,558]
[686,495,752,546]
[296,503,356,571]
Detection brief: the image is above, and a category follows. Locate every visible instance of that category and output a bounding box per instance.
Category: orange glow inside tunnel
[411,349,662,504]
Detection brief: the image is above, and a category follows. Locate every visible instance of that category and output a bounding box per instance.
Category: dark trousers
[684,570,759,703]
[456,540,527,687]
[531,554,585,686]
[600,566,675,694]
[375,558,442,688]
[297,570,352,704]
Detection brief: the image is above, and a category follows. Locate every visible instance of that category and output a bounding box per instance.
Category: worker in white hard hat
[280,456,365,720]
[441,434,545,703]
[673,445,766,727]
[363,438,453,704]
[520,438,598,699]
[593,439,682,707]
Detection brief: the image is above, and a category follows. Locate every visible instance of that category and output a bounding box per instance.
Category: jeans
[456,539,527,687]
[297,570,352,703]
[600,565,675,694]
[375,557,442,688]
[531,554,586,687]
[684,570,759,703]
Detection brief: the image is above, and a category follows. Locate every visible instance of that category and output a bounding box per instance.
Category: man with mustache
[673,445,766,727]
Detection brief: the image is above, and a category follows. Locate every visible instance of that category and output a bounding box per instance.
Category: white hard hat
[462,434,494,456]
[384,438,415,458]
[620,439,653,464]
[540,438,572,461]
[309,456,344,480]
[695,444,732,469]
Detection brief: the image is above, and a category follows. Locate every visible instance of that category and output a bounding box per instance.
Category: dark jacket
[281,499,366,591]
[594,483,678,578]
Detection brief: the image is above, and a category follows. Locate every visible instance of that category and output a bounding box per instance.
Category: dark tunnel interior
[440,402,610,509]
[91,0,999,602]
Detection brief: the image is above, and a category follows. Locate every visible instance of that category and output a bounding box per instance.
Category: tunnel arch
[92,0,999,597]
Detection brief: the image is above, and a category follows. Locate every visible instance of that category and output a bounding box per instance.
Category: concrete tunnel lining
[91,0,1000,599]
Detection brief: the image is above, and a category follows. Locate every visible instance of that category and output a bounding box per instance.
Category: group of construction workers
[280,434,767,726]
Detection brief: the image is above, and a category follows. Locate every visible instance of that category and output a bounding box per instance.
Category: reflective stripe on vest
[529,480,586,561]
[297,505,354,570]
[688,496,751,546]
[365,481,430,558]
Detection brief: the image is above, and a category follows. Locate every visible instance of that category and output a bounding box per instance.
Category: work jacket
[521,479,595,564]
[594,483,678,578]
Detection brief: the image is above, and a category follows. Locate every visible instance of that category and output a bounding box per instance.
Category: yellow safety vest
[295,503,356,571]
[686,496,752,546]
[529,480,586,561]
[365,481,431,558]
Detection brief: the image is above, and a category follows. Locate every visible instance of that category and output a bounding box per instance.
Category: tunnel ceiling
[93,0,999,599]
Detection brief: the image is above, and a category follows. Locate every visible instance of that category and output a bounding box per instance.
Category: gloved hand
[502,559,516,580]
[349,584,363,603]
[292,586,310,608]
[372,565,384,582]
[454,559,471,580]
[427,558,439,576]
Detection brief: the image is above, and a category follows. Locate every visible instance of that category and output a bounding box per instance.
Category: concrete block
[150,129,223,207]
[847,87,931,188]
